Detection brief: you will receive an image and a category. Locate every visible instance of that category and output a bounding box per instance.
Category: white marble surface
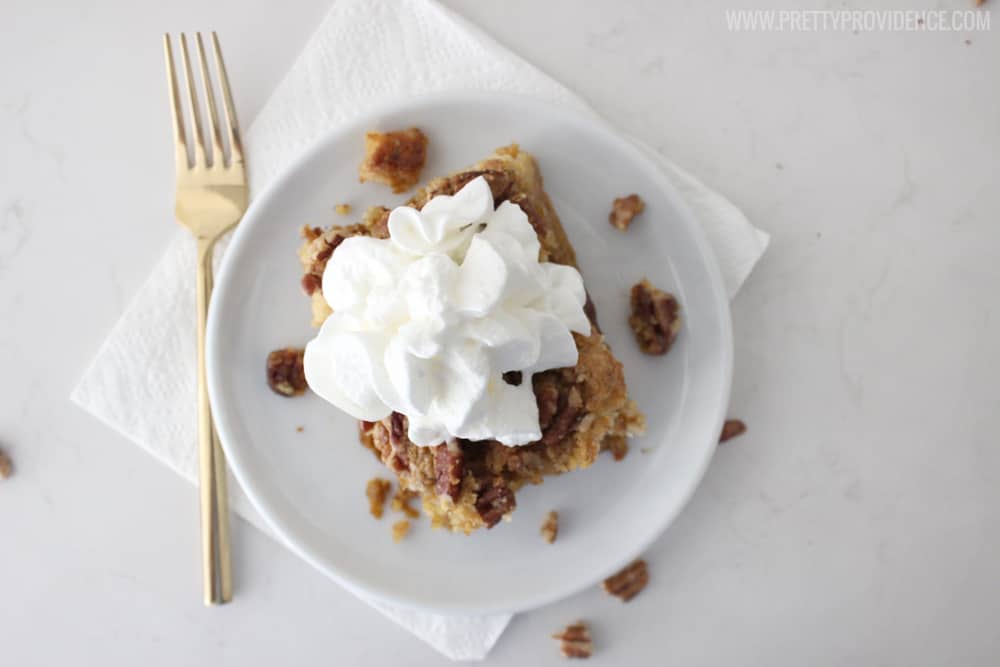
[2,0,998,664]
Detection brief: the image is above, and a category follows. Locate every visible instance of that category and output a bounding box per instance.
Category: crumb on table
[358,127,428,193]
[335,203,352,215]
[603,559,649,602]
[366,478,392,519]
[540,510,559,544]
[266,347,307,397]
[295,426,304,433]
[391,519,411,543]
[719,419,747,443]
[552,621,592,659]
[628,279,682,355]
[608,194,645,231]
[0,448,12,479]
[391,489,421,519]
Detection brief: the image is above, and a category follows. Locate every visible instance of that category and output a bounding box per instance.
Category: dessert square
[300,144,644,533]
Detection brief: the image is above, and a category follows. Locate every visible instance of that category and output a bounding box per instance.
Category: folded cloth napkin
[72,0,769,660]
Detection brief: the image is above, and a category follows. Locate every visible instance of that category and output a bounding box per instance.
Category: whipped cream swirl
[304,176,590,446]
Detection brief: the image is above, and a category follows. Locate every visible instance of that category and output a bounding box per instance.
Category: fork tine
[211,32,243,165]
[179,34,207,168]
[163,35,189,169]
[195,33,224,167]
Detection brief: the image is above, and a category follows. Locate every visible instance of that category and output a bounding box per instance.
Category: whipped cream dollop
[303,176,590,446]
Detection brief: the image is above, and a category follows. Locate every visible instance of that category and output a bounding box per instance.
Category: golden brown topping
[609,194,645,231]
[605,435,629,461]
[266,347,307,397]
[628,279,681,355]
[0,448,12,479]
[552,621,592,659]
[334,203,352,215]
[359,127,428,193]
[391,488,421,519]
[366,478,392,519]
[602,559,649,602]
[540,510,559,544]
[719,419,747,443]
[391,519,411,543]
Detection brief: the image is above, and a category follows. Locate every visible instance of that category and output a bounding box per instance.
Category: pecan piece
[628,279,682,355]
[719,419,747,443]
[609,193,645,231]
[366,478,392,519]
[540,510,559,544]
[552,621,592,659]
[603,559,649,602]
[385,412,410,473]
[433,442,463,501]
[266,347,307,397]
[359,127,428,193]
[475,478,516,528]
[540,386,583,446]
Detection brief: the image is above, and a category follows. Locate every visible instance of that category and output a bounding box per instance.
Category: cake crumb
[295,426,304,433]
[391,519,411,543]
[359,127,428,193]
[266,347,307,397]
[334,203,352,215]
[719,419,747,443]
[366,478,392,519]
[391,489,421,519]
[603,559,649,602]
[629,279,682,355]
[0,448,12,479]
[552,621,592,659]
[540,510,559,544]
[608,194,645,231]
[606,436,629,461]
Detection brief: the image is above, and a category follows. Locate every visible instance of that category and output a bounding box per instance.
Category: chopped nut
[628,279,681,355]
[603,559,649,602]
[0,449,12,479]
[609,193,645,231]
[540,511,559,544]
[391,489,421,519]
[366,478,392,519]
[433,442,463,501]
[719,419,747,443]
[475,478,516,528]
[391,519,411,543]
[359,127,428,193]
[266,347,307,396]
[334,203,352,215]
[552,621,592,659]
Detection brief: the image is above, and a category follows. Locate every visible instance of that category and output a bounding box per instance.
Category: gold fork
[163,32,247,605]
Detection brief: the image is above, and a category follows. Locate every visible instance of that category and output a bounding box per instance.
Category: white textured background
[1,0,998,665]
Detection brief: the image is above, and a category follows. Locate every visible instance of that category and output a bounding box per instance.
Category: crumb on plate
[609,194,645,231]
[540,510,559,544]
[366,477,392,519]
[391,519,411,543]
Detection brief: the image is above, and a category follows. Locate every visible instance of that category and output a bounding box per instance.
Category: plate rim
[206,90,733,614]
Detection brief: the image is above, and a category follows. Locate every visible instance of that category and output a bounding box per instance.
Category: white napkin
[72,0,769,660]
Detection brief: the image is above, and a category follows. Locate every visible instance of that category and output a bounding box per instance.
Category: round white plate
[207,92,732,615]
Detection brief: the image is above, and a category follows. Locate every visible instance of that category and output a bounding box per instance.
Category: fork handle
[196,237,233,605]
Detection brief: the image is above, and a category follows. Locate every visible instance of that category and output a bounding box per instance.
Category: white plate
[206,93,732,615]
